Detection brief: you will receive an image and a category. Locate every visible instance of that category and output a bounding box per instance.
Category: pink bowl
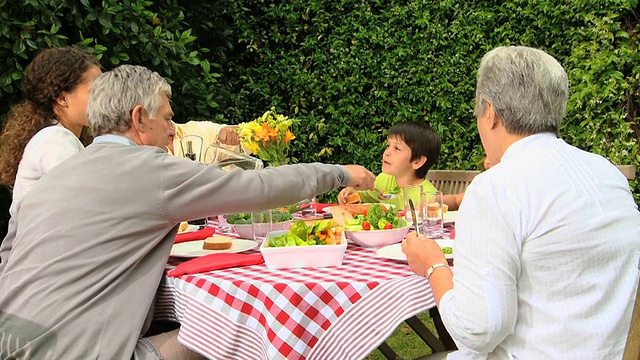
[346,226,410,248]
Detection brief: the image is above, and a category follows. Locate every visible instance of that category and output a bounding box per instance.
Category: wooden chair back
[617,165,637,181]
[426,170,481,195]
[623,260,640,360]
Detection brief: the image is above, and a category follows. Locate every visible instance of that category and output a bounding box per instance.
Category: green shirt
[358,173,437,209]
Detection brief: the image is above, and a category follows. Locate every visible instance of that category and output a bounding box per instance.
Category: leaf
[98,16,112,28]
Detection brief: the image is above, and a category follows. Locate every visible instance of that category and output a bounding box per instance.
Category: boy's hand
[338,186,356,205]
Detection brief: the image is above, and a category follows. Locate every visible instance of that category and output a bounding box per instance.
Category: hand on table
[218,125,240,146]
[401,231,448,277]
[342,165,375,192]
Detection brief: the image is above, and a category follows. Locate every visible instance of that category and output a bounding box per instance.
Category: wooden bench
[617,165,637,181]
[427,166,635,196]
[427,170,481,195]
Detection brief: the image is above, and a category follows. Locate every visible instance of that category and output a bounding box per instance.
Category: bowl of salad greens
[344,203,409,248]
[260,220,347,268]
[226,211,293,239]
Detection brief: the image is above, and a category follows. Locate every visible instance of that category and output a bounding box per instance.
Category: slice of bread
[330,206,354,226]
[343,203,369,216]
[345,192,361,204]
[203,236,233,250]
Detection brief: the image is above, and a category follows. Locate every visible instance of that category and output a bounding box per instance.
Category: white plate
[322,206,336,214]
[170,239,258,258]
[178,224,199,234]
[376,240,454,262]
[363,203,394,210]
[323,203,394,214]
[443,211,458,224]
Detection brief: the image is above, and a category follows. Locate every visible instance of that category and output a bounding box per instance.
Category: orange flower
[268,127,278,140]
[257,123,271,141]
[284,130,296,143]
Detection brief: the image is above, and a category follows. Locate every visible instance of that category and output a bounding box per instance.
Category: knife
[408,199,420,235]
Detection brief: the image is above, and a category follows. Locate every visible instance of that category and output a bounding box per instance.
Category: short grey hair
[474,46,569,135]
[87,65,172,136]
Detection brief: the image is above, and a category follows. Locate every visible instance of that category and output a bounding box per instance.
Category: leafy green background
[1,0,639,236]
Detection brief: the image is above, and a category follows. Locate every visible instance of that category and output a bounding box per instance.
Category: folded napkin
[174,227,216,244]
[315,203,337,212]
[167,253,264,277]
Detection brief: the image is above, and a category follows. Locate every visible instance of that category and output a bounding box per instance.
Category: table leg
[428,308,457,351]
[405,315,446,353]
[377,341,404,360]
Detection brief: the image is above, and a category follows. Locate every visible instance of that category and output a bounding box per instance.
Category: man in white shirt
[402,46,640,359]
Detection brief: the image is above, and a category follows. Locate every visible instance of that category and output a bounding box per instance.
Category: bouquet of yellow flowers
[238,108,297,167]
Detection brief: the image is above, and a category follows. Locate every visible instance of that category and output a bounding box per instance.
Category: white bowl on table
[233,220,293,239]
[345,226,410,248]
[260,230,347,269]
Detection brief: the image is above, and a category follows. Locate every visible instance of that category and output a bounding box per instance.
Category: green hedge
[211,0,639,200]
[0,0,638,206]
[0,0,221,120]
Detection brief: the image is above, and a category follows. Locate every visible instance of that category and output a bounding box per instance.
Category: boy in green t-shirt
[338,121,441,209]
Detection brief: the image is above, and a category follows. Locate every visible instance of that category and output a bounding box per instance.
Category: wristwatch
[426,263,449,280]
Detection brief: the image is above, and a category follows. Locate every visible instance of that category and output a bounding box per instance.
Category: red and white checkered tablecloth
[155,221,436,360]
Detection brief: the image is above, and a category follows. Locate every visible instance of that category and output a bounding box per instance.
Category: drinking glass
[421,191,444,239]
[299,196,317,217]
[251,209,273,242]
[402,184,424,227]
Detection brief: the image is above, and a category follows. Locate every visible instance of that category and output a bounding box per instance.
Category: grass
[365,311,437,360]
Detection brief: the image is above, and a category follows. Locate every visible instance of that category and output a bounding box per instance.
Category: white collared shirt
[441,133,640,359]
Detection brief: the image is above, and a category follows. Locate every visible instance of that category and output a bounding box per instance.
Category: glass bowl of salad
[344,203,409,248]
[227,210,293,239]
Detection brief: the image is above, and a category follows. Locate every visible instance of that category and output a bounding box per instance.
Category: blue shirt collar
[93,134,138,147]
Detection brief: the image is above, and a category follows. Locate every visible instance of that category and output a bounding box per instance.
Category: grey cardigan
[0,141,349,359]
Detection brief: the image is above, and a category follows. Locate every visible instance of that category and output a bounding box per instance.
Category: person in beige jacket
[168,120,242,163]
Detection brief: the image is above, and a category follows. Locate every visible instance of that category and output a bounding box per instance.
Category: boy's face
[382,135,415,177]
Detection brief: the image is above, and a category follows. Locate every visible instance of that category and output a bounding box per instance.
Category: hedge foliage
[0,0,638,206]
[0,0,220,120]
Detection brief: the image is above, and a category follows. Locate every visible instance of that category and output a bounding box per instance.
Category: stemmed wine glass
[179,135,204,162]
[202,142,265,233]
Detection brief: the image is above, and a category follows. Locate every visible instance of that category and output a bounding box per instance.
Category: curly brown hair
[0,47,100,188]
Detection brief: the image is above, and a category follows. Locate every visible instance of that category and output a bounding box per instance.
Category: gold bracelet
[426,263,449,280]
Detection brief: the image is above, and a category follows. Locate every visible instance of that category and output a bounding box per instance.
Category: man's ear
[130,105,146,133]
[483,102,499,130]
[412,155,427,170]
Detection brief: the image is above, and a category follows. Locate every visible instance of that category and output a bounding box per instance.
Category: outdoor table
[154,220,436,360]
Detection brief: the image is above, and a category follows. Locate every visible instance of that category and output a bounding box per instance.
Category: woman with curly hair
[0,46,101,213]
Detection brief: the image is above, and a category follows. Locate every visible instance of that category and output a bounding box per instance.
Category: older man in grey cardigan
[0,65,375,360]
